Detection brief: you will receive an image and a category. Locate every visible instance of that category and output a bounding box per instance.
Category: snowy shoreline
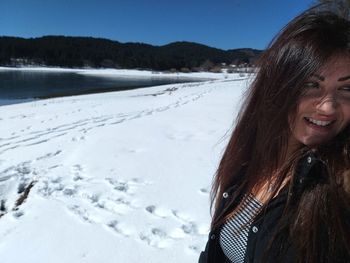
[0,67,242,107]
[0,66,233,80]
[0,74,251,262]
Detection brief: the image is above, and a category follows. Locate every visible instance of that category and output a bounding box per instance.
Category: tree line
[0,36,261,71]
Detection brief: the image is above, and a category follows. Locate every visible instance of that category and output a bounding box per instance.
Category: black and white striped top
[219,193,263,263]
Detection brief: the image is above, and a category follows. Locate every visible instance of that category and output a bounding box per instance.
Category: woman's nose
[315,96,337,115]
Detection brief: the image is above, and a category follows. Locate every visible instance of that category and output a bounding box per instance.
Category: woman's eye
[338,86,350,100]
[303,82,319,89]
[300,81,321,98]
[339,86,350,91]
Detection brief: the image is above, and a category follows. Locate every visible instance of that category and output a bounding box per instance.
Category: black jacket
[198,152,326,263]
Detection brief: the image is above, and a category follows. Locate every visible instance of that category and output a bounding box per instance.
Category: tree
[199,59,214,71]
[313,0,350,20]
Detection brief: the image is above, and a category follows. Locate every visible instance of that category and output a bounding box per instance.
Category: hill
[0,36,262,70]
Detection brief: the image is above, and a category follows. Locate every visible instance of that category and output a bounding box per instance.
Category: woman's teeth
[305,117,333,127]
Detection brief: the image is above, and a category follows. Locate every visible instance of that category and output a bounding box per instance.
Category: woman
[199,9,350,263]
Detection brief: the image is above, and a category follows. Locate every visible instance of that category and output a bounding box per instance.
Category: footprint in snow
[12,210,24,218]
[169,220,200,239]
[187,245,202,254]
[95,198,133,215]
[71,136,86,142]
[106,178,129,193]
[139,227,173,249]
[180,221,198,235]
[171,209,193,223]
[37,175,65,197]
[105,177,147,195]
[62,185,78,196]
[145,205,171,219]
[106,220,134,237]
[199,187,209,194]
[71,164,86,181]
[67,205,95,224]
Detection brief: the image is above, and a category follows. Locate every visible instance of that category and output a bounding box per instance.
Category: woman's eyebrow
[311,74,350,81]
[338,75,350,81]
[310,74,325,81]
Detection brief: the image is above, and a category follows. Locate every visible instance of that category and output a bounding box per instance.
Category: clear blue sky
[1,0,315,50]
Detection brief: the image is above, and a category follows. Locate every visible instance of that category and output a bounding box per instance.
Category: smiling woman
[199,7,350,263]
[290,56,350,148]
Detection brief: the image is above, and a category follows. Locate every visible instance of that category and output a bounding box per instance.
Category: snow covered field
[0,70,250,263]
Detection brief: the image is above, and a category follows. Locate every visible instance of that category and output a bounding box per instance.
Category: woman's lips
[304,117,335,132]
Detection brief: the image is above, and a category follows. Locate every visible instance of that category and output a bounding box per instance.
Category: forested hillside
[0,36,262,70]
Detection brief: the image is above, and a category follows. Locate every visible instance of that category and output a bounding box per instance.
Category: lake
[0,69,205,105]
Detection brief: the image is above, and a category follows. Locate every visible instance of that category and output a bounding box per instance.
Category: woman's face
[290,56,350,148]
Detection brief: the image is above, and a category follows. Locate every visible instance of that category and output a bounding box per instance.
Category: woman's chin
[302,136,332,148]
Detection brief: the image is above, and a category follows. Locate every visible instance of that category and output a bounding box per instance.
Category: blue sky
[1,0,315,50]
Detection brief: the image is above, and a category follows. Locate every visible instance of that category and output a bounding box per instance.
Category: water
[0,70,204,104]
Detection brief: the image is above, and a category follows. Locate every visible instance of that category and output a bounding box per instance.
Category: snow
[0,69,251,263]
[0,66,226,80]
[0,98,37,107]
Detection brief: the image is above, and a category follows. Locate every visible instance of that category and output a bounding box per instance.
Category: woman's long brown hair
[210,9,350,262]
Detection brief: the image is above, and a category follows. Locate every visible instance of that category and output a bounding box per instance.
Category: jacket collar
[292,150,328,198]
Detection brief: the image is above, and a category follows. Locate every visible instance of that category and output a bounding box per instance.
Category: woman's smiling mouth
[304,117,334,127]
[304,117,336,133]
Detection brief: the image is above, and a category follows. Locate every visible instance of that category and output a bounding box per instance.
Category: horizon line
[0,34,263,52]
